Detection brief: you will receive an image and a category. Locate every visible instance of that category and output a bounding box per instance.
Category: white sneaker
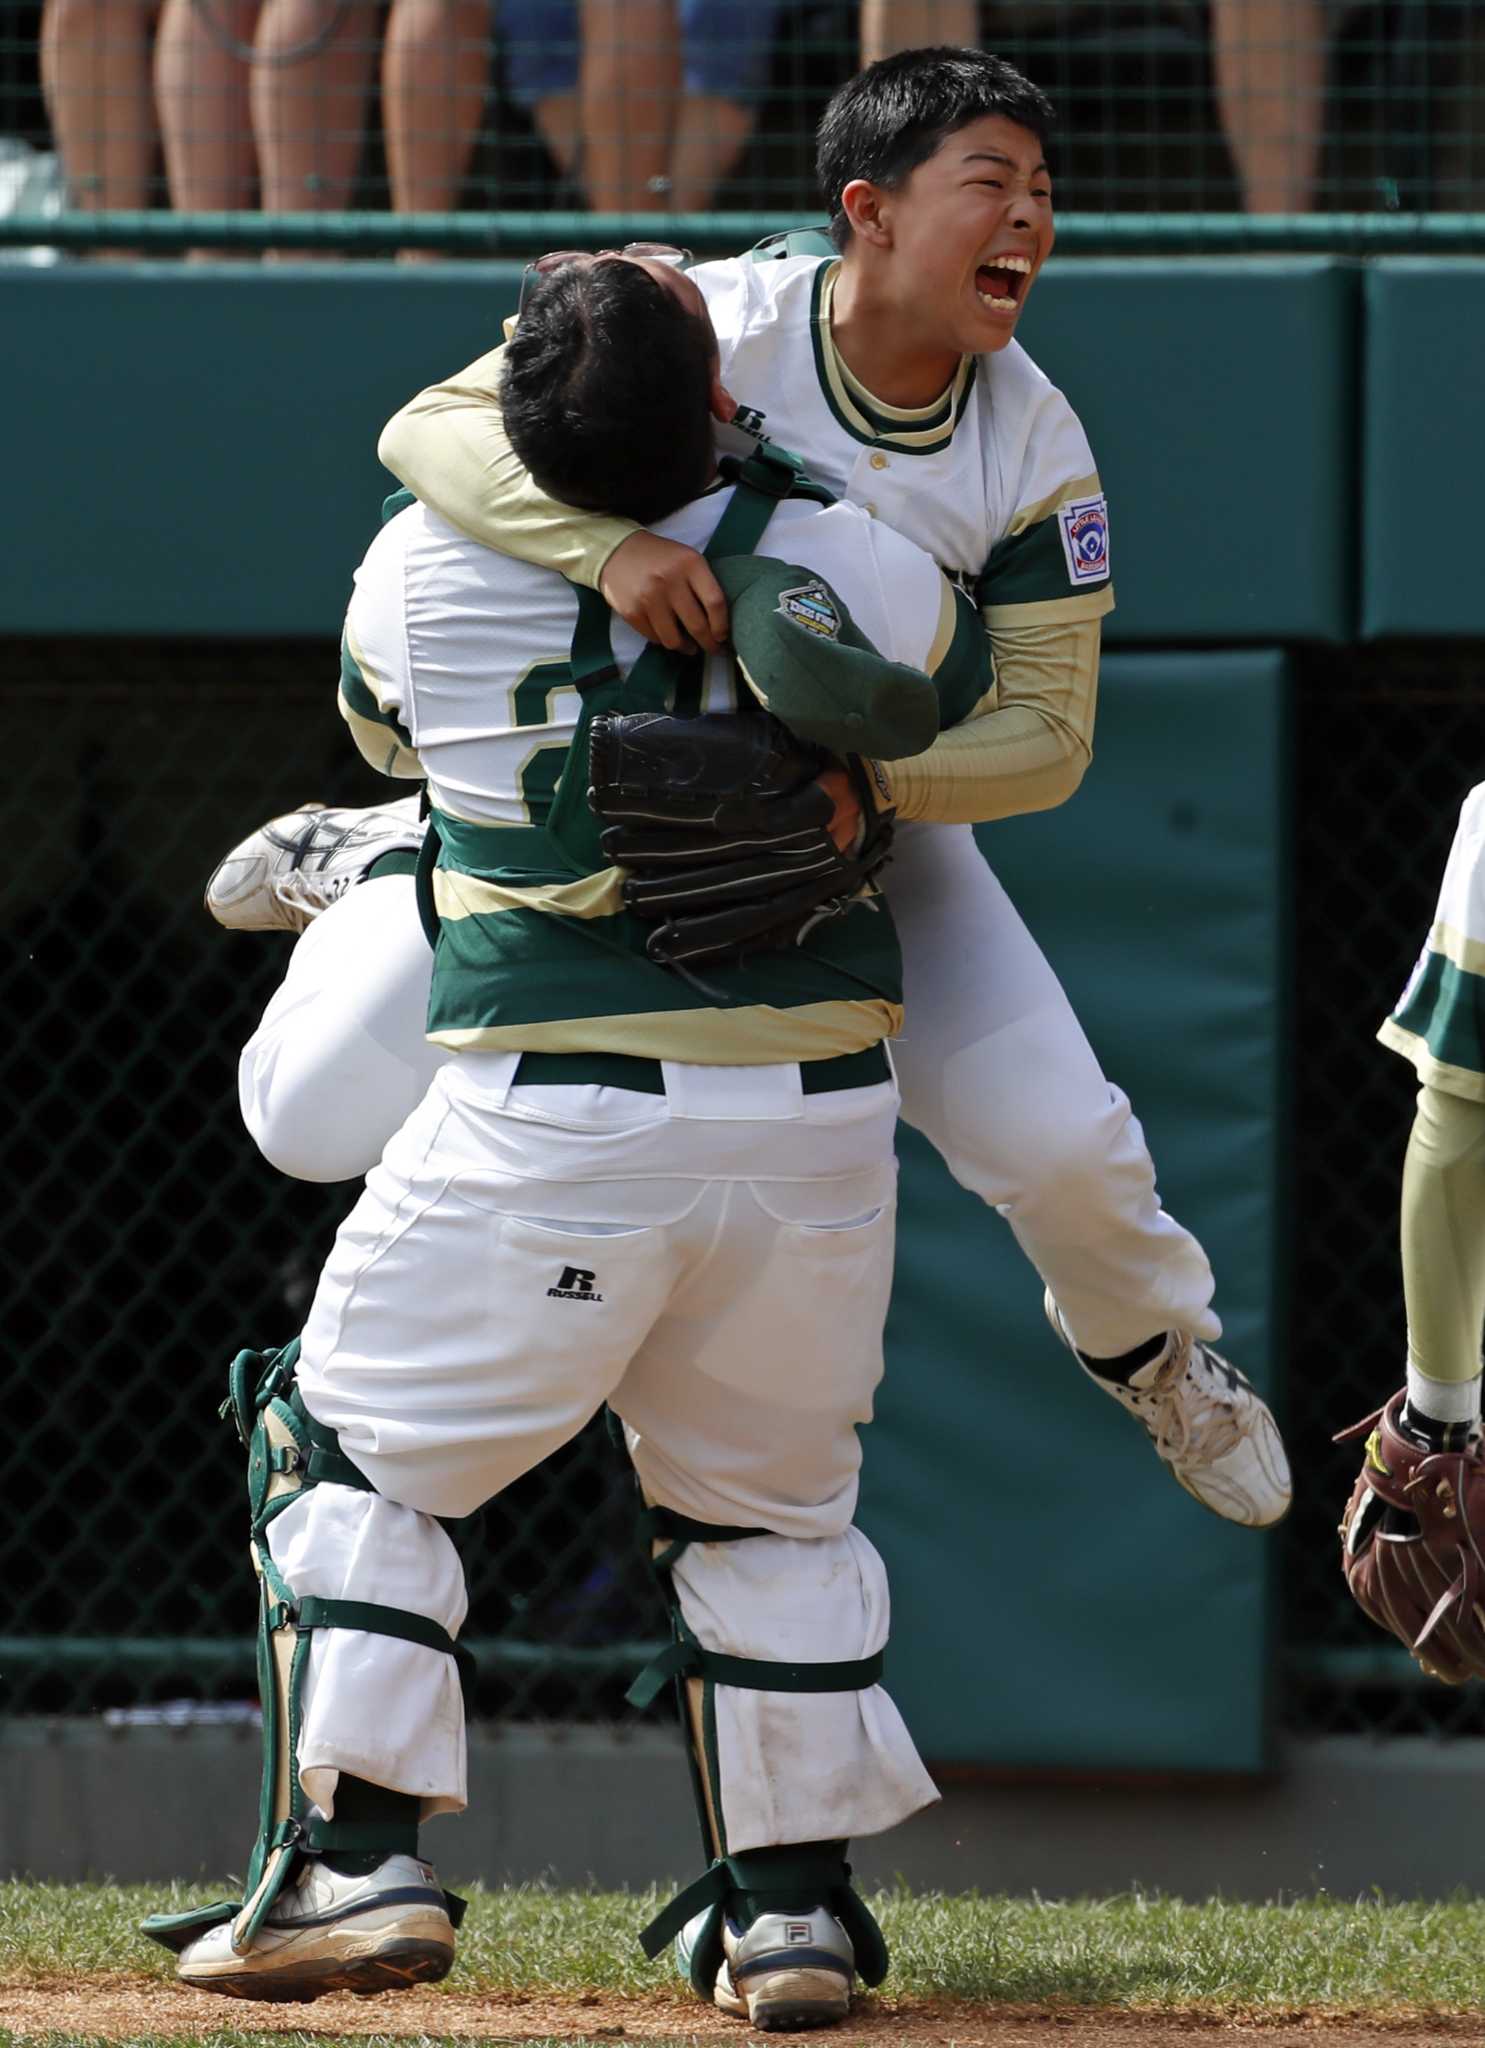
[175,1853,455,2002]
[204,798,426,933]
[1045,1290,1292,1528]
[678,1904,855,2030]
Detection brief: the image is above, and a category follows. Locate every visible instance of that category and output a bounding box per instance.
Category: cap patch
[777,582,842,639]
[1057,493,1110,585]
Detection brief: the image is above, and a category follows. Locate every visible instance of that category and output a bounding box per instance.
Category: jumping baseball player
[147,249,1006,2029]
[217,47,1288,1526]
[1338,782,1485,1680]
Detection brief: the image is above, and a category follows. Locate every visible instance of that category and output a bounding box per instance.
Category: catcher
[1340,781,1485,1680]
[146,247,999,2028]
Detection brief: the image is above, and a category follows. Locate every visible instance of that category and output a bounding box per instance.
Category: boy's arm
[378,342,635,586]
[378,343,728,651]
[865,508,1112,827]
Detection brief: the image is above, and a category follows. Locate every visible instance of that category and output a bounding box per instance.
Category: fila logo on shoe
[547,1264,604,1303]
[785,1922,813,1944]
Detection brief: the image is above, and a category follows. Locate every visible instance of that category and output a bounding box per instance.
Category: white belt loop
[450,1048,520,1109]
[660,1060,806,1121]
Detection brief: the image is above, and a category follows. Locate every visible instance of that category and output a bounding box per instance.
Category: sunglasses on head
[516,242,693,317]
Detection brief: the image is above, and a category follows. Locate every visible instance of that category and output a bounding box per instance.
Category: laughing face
[849,114,1054,358]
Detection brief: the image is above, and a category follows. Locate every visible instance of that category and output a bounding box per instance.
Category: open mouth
[975,255,1032,312]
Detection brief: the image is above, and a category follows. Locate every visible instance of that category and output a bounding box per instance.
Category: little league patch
[1057,493,1110,585]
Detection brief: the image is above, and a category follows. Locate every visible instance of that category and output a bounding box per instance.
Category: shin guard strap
[639,1844,862,1961]
[627,1639,883,1711]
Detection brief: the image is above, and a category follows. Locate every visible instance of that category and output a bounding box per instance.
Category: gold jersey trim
[432,998,903,1062]
[433,865,627,922]
[1425,919,1485,980]
[1378,1019,1485,1105]
[1003,471,1105,539]
[811,262,975,454]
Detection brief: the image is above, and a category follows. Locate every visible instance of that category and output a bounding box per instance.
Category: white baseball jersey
[342,486,965,828]
[378,252,1112,827]
[695,255,1113,611]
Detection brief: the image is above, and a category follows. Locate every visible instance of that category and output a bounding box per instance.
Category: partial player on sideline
[1339,782,1485,1682]
[146,249,1002,2030]
[223,46,1289,1528]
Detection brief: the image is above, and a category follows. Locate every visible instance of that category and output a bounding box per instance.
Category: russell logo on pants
[547,1265,605,1303]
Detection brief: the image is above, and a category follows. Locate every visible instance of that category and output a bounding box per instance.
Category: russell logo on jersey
[547,1265,605,1303]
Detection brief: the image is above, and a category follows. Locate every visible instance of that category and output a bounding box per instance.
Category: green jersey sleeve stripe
[1390,949,1485,1079]
[340,632,415,751]
[978,510,1108,610]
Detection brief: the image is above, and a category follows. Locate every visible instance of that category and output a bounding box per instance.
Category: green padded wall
[1362,260,1485,638]
[1020,260,1357,646]
[865,650,1288,1769]
[2,260,1353,642]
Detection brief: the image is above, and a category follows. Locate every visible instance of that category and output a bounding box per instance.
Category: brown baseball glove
[1337,1390,1485,1683]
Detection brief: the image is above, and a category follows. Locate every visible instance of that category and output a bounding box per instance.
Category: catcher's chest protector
[543,443,825,878]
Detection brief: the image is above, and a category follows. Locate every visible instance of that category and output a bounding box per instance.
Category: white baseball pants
[240,823,1218,1355]
[276,1053,939,1851]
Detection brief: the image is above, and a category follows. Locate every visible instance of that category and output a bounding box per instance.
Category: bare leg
[858,0,976,67]
[154,0,258,236]
[382,0,490,219]
[251,0,380,235]
[667,95,752,210]
[578,0,679,212]
[1210,0,1326,213]
[533,92,579,181]
[41,0,161,219]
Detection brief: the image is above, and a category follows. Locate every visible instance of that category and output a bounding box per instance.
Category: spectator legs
[382,0,490,223]
[154,0,257,222]
[668,98,753,211]
[578,0,680,211]
[532,92,580,185]
[251,0,379,233]
[858,0,978,68]
[40,0,161,224]
[1211,0,1326,213]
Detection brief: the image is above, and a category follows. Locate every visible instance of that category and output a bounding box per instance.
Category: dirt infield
[6,1978,1485,2046]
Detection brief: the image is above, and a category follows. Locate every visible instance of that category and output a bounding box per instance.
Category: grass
[3,1879,1485,2015]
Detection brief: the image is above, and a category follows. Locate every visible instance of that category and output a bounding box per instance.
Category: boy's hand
[600,533,730,655]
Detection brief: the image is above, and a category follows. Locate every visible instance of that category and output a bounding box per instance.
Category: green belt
[512,1044,891,1096]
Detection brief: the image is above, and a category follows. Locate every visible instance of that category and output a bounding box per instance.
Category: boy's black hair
[501,259,716,525]
[817,46,1055,249]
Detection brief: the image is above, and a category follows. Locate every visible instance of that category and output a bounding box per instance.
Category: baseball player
[1376,784,1485,1454]
[1336,782,1485,1678]
[148,249,1004,2029]
[219,46,1288,1525]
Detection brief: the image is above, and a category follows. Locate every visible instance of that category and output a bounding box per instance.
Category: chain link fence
[6,639,667,1725]
[2,2,1485,254]
[8,632,1485,1736]
[1287,643,1485,1740]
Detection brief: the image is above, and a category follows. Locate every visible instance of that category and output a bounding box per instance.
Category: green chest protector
[542,440,836,880]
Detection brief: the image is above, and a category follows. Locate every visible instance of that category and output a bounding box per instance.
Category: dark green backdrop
[20,249,1460,1767]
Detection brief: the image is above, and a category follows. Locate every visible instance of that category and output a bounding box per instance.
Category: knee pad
[142,1340,468,1957]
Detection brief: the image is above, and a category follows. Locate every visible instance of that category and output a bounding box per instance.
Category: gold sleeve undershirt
[378,343,636,588]
[880,597,1110,825]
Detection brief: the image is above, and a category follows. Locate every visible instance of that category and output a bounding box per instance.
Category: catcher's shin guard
[141,1341,468,1967]
[626,1507,890,2024]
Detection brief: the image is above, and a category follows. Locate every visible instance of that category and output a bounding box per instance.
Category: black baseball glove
[588,709,893,967]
